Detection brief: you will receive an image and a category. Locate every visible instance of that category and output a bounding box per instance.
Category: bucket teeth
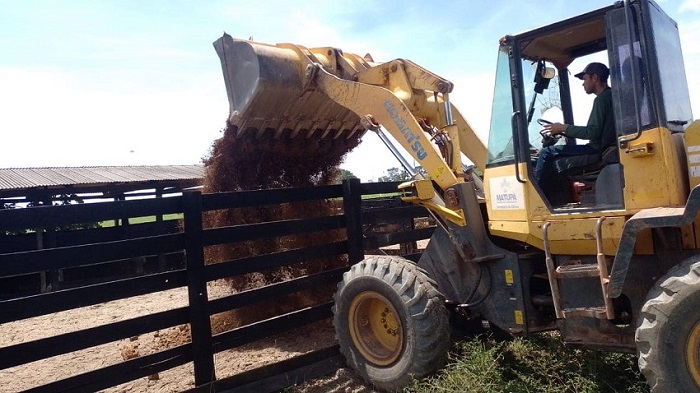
[233,124,365,141]
[305,128,318,139]
[332,122,348,140]
[290,123,304,139]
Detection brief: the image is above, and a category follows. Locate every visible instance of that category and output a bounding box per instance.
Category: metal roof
[0,165,203,192]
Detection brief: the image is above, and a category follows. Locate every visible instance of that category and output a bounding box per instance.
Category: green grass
[407,332,648,393]
[362,192,402,199]
[99,213,183,227]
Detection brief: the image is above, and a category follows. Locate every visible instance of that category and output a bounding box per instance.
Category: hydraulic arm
[214,35,488,225]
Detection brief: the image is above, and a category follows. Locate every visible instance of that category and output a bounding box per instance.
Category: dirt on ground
[0,121,373,392]
[0,280,372,392]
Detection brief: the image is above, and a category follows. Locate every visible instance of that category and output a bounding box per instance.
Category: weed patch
[408,332,648,393]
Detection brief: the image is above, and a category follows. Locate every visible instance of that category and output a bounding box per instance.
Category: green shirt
[565,87,616,152]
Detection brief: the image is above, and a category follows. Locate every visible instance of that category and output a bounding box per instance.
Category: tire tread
[333,255,450,392]
[637,257,700,392]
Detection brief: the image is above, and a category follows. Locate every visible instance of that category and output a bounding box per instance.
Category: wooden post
[156,187,166,272]
[182,190,215,386]
[342,178,365,265]
[36,230,47,293]
[46,227,60,289]
[41,194,61,291]
[118,194,129,238]
[155,187,164,223]
[399,215,417,256]
[113,194,120,227]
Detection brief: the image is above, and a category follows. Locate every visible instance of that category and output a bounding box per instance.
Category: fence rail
[0,179,433,392]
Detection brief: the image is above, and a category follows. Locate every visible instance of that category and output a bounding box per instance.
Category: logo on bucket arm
[384,100,427,160]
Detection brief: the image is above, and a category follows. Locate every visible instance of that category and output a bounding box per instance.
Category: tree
[54,194,101,230]
[414,166,430,179]
[0,203,26,235]
[25,194,101,231]
[335,168,358,184]
[378,167,411,183]
[338,168,358,181]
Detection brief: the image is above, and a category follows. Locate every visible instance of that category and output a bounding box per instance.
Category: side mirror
[534,62,556,94]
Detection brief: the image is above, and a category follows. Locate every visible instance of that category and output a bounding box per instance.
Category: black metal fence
[0,179,433,392]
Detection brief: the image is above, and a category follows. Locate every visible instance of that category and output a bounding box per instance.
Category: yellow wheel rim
[348,291,403,366]
[687,320,700,388]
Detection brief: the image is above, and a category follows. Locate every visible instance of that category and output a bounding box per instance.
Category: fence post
[156,186,167,272]
[399,215,417,255]
[342,178,365,264]
[182,190,216,386]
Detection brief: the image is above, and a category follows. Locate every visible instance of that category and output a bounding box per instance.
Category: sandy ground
[0,279,365,393]
[0,242,432,392]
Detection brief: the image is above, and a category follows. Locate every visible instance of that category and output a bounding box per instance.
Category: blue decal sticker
[384,100,427,160]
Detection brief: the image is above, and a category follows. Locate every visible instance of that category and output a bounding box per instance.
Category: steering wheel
[537,118,561,148]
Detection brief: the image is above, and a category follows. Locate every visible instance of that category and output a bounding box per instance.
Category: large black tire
[332,255,450,392]
[636,256,700,392]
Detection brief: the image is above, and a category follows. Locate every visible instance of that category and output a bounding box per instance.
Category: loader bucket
[213,34,366,140]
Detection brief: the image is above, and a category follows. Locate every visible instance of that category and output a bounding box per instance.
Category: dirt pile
[202,122,363,328]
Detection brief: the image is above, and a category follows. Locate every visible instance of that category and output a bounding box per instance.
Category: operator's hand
[543,122,568,135]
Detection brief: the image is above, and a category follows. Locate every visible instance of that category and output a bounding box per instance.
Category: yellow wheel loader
[214,0,699,391]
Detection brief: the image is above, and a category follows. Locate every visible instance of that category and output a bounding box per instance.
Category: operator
[534,62,616,188]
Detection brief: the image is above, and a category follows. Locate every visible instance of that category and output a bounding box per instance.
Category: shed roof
[0,165,204,197]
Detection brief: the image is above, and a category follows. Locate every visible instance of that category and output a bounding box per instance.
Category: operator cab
[486,0,693,212]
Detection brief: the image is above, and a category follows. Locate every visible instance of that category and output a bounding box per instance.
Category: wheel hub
[686,320,700,388]
[348,291,403,366]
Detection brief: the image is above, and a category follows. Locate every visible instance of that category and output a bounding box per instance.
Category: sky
[1,0,699,182]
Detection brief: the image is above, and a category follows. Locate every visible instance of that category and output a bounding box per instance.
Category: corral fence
[0,179,434,392]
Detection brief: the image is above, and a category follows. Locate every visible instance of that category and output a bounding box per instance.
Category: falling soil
[107,121,365,390]
[201,122,363,328]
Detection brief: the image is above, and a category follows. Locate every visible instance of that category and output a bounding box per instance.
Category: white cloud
[0,68,226,168]
[680,0,700,12]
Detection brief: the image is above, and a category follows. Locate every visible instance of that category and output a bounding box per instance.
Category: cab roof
[505,2,619,68]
